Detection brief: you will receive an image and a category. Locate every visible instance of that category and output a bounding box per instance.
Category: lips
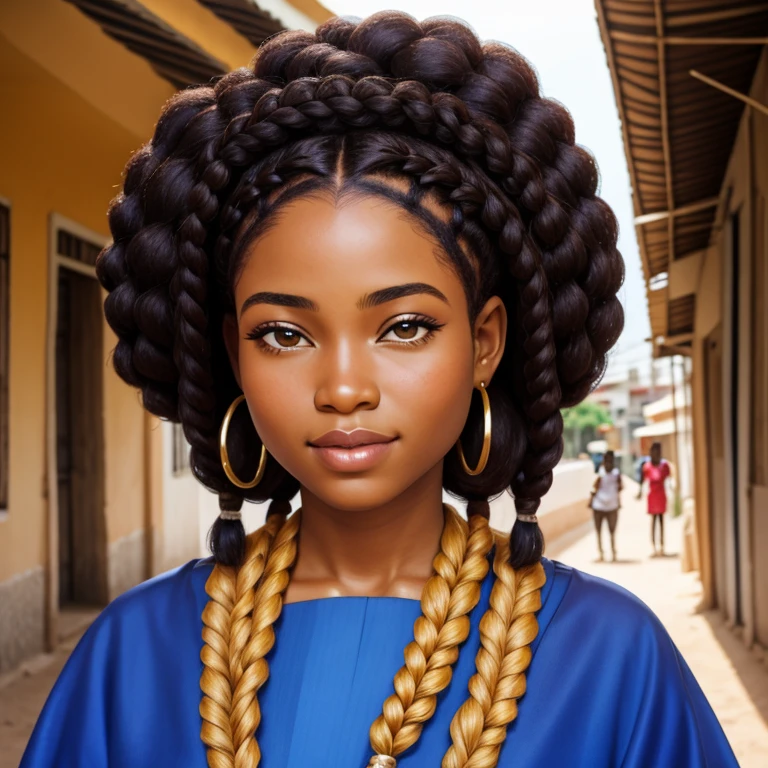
[308,429,397,472]
[309,428,396,449]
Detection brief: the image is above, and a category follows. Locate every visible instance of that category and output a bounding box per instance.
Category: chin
[298,472,423,512]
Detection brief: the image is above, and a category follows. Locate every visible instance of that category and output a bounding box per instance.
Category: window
[0,204,9,509]
[172,422,191,475]
[57,229,101,267]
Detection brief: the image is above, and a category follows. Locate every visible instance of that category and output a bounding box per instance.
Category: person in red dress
[639,442,671,556]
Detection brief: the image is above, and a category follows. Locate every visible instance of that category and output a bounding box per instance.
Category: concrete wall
[489,460,595,544]
[690,47,768,647]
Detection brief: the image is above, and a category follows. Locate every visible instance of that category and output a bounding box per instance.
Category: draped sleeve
[517,566,739,768]
[616,612,737,767]
[20,559,213,768]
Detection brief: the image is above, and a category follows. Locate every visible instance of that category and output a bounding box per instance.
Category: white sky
[323,0,652,380]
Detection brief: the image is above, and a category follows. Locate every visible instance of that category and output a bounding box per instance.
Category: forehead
[235,194,465,305]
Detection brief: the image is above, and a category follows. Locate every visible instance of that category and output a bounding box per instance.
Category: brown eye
[275,329,300,347]
[393,322,419,340]
[253,326,311,350]
[379,318,438,344]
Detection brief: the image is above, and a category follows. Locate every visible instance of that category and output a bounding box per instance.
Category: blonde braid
[229,514,286,765]
[442,533,546,768]
[200,512,298,768]
[200,563,238,767]
[232,512,300,767]
[368,508,494,764]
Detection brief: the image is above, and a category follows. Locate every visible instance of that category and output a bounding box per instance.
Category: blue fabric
[21,557,738,767]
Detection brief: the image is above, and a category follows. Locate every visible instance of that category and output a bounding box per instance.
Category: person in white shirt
[589,450,623,562]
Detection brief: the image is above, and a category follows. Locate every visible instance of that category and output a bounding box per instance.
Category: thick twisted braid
[227,513,285,764]
[231,512,300,767]
[200,561,237,767]
[368,509,494,761]
[442,535,545,768]
[200,513,285,767]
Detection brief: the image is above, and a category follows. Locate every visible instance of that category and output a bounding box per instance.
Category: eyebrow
[240,292,319,316]
[240,281,450,317]
[357,282,450,309]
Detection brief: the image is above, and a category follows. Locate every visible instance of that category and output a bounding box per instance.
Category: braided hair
[96,12,623,767]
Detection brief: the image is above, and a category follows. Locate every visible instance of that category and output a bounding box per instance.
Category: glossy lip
[308,428,397,448]
[308,429,398,473]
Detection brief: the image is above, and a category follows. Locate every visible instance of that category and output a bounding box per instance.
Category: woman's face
[223,193,506,512]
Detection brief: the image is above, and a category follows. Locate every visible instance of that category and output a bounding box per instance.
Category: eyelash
[244,315,445,353]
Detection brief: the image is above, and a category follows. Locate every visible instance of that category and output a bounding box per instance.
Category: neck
[285,463,446,603]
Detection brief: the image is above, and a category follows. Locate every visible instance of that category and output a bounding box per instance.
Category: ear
[472,296,507,387]
[222,313,243,389]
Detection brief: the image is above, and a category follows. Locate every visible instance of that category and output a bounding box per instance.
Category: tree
[562,401,612,430]
[562,402,612,458]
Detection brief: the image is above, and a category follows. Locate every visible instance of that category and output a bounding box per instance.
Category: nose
[314,340,380,414]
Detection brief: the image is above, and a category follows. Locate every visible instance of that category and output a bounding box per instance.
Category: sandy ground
[2,481,768,766]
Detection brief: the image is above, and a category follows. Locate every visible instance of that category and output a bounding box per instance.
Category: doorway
[55,266,107,607]
[47,219,109,646]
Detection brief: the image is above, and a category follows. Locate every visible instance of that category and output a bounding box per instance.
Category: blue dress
[21,557,738,767]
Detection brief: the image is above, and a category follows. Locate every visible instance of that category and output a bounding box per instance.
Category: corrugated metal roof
[595,0,768,351]
[64,0,228,89]
[196,0,285,47]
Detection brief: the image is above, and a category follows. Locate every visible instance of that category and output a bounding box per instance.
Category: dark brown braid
[96,13,624,569]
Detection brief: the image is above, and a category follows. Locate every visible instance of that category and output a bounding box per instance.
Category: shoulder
[543,561,669,649]
[84,557,213,649]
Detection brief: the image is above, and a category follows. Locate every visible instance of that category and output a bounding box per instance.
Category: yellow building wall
[0,34,154,583]
[0,0,173,142]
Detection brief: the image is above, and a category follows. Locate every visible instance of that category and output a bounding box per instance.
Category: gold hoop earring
[219,394,268,489]
[456,381,492,476]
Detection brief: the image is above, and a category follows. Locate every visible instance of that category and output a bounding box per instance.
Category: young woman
[640,441,672,556]
[22,12,736,768]
[590,450,622,562]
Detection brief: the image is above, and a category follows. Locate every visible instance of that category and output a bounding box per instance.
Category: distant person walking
[589,450,622,562]
[638,442,671,556]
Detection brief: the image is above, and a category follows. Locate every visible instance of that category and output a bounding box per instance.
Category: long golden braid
[442,533,546,768]
[200,562,237,767]
[232,513,301,767]
[229,513,285,765]
[367,508,494,763]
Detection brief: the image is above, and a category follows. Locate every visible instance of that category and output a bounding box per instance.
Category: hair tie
[466,499,491,520]
[516,513,538,524]
[218,491,243,522]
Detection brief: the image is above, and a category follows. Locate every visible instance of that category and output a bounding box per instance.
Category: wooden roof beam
[665,3,768,27]
[690,70,768,117]
[610,30,768,46]
[634,196,719,226]
[653,0,675,263]
[595,0,652,284]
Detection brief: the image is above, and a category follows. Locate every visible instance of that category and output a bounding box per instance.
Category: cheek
[380,332,475,450]
[235,348,306,452]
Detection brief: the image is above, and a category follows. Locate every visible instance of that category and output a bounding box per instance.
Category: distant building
[590,367,672,464]
[597,1,768,649]
[0,0,330,676]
